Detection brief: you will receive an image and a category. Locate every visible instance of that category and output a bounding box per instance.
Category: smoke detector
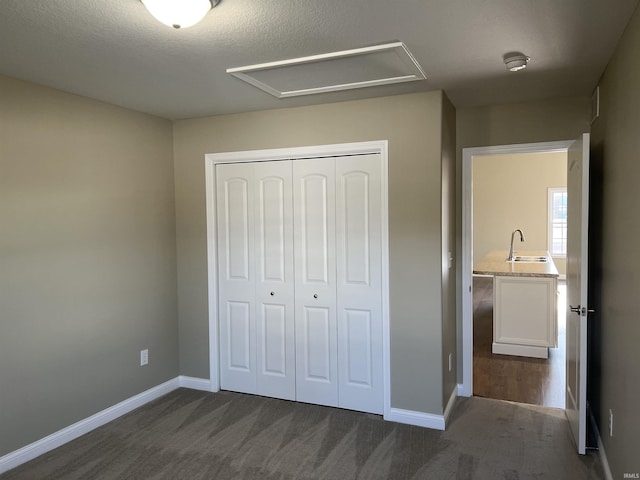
[503,52,530,72]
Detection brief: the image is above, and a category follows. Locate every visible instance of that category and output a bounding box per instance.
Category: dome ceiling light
[503,52,530,72]
[141,0,221,29]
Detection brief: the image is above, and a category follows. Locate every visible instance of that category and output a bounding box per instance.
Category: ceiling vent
[226,42,426,98]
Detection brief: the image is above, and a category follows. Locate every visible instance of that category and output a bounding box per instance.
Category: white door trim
[204,140,391,418]
[460,140,573,397]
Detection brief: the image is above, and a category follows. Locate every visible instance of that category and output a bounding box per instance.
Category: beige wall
[457,97,591,151]
[473,152,567,275]
[590,4,640,477]
[173,92,450,414]
[441,94,458,407]
[0,76,178,456]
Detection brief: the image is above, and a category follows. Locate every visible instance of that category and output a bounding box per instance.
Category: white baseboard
[588,408,613,480]
[0,378,180,475]
[492,342,549,359]
[458,382,471,397]
[178,375,214,392]
[385,407,446,430]
[386,386,458,431]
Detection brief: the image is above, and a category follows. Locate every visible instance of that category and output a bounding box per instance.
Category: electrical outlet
[140,349,149,366]
[609,409,614,437]
[448,353,453,372]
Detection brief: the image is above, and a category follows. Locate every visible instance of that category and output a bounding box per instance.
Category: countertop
[473,250,559,278]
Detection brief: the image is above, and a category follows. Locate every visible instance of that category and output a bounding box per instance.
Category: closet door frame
[205,141,390,418]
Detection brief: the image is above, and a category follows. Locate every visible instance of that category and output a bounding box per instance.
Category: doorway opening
[461,141,573,408]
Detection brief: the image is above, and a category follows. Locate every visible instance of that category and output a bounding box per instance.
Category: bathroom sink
[511,256,548,263]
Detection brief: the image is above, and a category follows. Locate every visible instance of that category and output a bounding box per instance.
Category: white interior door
[254,161,295,400]
[293,158,338,407]
[217,163,256,394]
[335,154,383,414]
[565,133,590,454]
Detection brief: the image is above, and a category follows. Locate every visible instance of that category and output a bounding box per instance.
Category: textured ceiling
[0,0,637,119]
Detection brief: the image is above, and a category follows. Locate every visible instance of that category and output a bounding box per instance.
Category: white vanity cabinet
[492,275,557,359]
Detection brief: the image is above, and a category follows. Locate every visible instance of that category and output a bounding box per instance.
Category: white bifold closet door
[293,155,383,414]
[217,161,295,401]
[293,159,338,407]
[335,154,383,414]
[217,154,382,414]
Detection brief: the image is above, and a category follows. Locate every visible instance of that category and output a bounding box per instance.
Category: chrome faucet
[507,229,525,261]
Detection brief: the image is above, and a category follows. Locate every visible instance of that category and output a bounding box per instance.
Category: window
[548,188,567,256]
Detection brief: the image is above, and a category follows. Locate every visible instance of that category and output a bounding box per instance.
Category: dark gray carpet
[1,389,604,479]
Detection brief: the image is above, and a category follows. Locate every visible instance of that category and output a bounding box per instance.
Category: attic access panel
[227,42,426,98]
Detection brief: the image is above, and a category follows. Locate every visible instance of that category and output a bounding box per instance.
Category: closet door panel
[227,301,252,371]
[293,159,338,407]
[256,164,290,283]
[343,308,373,386]
[261,304,287,373]
[303,306,332,381]
[217,163,257,394]
[336,154,383,414]
[254,161,295,400]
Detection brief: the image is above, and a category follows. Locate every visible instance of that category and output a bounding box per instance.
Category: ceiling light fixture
[141,0,220,29]
[503,52,530,72]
